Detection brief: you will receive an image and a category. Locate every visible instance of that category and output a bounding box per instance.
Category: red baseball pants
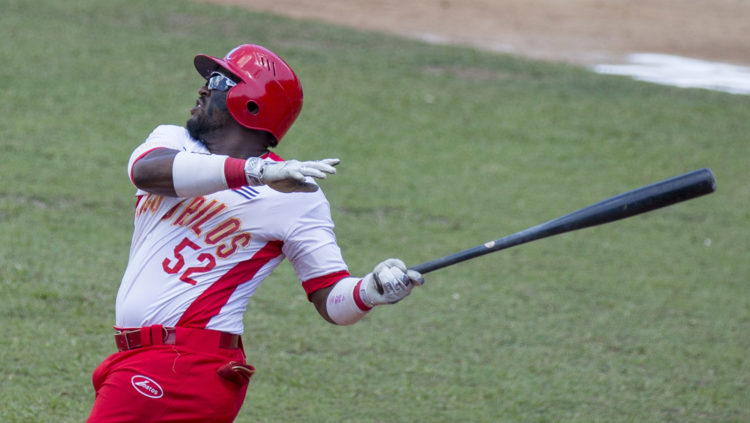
[87,326,253,422]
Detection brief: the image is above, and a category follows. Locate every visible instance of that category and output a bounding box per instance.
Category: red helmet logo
[194,44,303,144]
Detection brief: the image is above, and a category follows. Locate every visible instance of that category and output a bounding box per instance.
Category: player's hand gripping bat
[410,168,716,275]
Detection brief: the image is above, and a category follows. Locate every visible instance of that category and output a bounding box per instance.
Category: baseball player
[86,44,423,422]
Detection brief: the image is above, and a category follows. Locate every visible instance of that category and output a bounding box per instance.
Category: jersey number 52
[162,237,217,285]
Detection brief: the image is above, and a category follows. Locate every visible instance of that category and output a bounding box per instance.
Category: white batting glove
[245,158,340,193]
[359,258,424,307]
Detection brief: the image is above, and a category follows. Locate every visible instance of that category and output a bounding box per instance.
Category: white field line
[593,53,750,95]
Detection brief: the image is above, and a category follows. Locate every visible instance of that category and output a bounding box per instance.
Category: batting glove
[359,258,424,307]
[245,158,340,193]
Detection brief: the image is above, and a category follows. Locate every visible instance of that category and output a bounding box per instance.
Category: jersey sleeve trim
[302,270,351,300]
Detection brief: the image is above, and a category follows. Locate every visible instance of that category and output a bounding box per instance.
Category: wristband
[325,277,372,326]
[172,152,247,197]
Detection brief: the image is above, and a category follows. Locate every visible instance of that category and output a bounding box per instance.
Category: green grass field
[1,0,748,421]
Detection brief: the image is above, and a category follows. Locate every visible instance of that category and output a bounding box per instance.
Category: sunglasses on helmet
[206,71,237,91]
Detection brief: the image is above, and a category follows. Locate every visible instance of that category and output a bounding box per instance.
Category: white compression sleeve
[325,277,372,325]
[172,152,247,197]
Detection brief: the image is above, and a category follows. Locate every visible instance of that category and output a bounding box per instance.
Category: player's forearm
[309,285,338,324]
[130,147,340,197]
[130,148,248,197]
[315,277,372,326]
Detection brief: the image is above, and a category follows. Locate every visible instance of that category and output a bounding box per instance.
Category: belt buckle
[117,329,138,350]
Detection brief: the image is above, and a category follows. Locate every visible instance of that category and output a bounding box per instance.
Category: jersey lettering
[136,194,165,217]
[216,233,252,259]
[205,218,241,245]
[172,198,228,236]
[161,200,186,220]
[139,195,253,259]
[153,197,254,285]
[173,197,208,226]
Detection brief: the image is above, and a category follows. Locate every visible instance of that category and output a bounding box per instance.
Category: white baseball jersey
[115,125,350,334]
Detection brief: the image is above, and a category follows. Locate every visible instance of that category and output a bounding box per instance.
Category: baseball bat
[410,168,716,275]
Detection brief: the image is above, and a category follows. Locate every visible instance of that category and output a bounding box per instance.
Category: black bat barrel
[411,168,716,275]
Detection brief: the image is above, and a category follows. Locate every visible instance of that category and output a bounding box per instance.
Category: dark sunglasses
[206,71,237,91]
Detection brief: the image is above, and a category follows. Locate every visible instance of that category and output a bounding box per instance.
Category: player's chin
[186,116,204,141]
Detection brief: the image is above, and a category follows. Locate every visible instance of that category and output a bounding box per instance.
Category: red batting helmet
[194,44,303,143]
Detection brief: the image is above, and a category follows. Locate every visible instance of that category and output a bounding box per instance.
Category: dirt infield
[201,0,750,66]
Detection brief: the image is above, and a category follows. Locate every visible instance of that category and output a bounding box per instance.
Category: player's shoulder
[147,124,191,140]
[266,184,331,216]
[143,125,205,152]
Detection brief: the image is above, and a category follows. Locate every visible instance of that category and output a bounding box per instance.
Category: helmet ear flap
[225,82,261,131]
